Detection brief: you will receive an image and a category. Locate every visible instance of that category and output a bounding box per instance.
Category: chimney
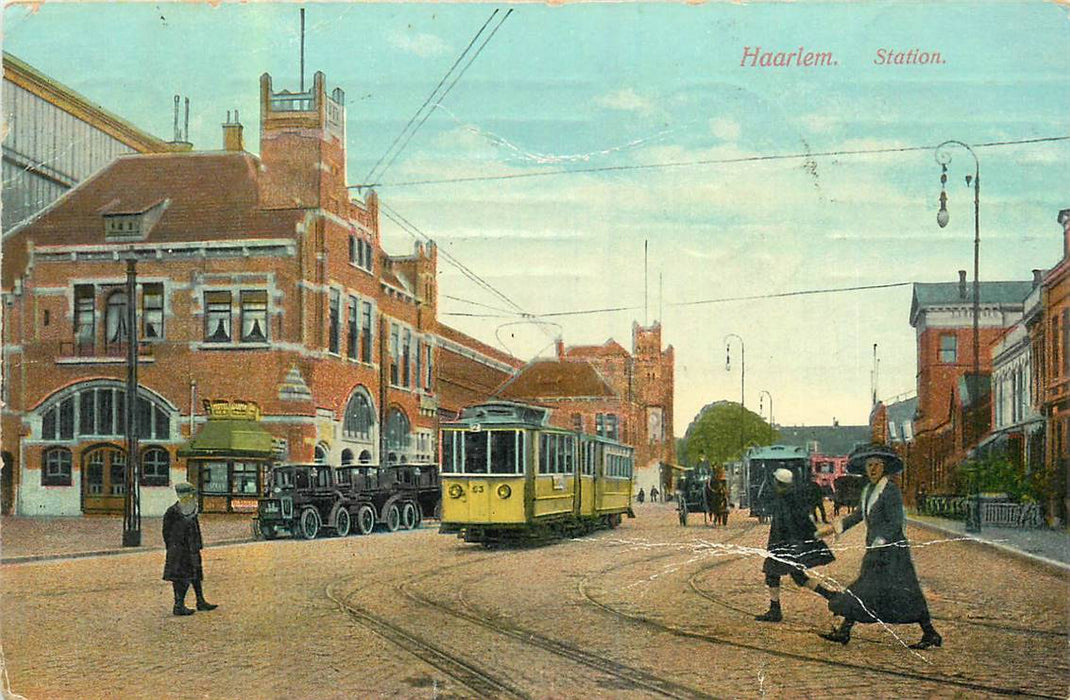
[555,339,565,360]
[1033,269,1044,287]
[958,270,967,299]
[222,110,244,152]
[1059,209,1070,260]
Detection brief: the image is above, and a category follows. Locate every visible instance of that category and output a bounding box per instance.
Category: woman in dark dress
[817,444,941,649]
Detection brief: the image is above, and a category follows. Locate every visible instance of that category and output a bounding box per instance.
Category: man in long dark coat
[817,444,941,649]
[755,468,837,622]
[163,482,217,616]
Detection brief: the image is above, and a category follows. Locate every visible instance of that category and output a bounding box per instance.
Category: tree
[682,400,778,466]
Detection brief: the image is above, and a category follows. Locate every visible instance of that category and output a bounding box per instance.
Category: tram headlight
[448,483,464,499]
[496,484,512,499]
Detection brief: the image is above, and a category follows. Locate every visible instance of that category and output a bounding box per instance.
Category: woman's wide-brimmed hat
[846,443,903,475]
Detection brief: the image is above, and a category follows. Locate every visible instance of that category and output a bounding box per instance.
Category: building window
[74,285,95,353]
[232,461,259,494]
[402,329,412,388]
[41,447,72,486]
[341,449,354,466]
[142,283,164,339]
[415,338,423,390]
[606,414,619,441]
[939,334,957,364]
[328,289,341,354]
[361,301,374,363]
[240,290,268,343]
[348,236,357,265]
[386,408,411,461]
[347,296,359,360]
[389,324,400,386]
[1063,310,1070,375]
[200,460,229,494]
[205,291,232,342]
[105,290,129,349]
[572,413,583,432]
[38,385,170,441]
[141,447,170,487]
[595,413,604,437]
[314,443,329,465]
[343,389,375,442]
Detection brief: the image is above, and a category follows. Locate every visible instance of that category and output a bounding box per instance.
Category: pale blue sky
[5,2,1068,433]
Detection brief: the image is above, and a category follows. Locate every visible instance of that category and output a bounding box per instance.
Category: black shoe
[755,606,783,623]
[196,601,218,611]
[173,605,195,616]
[909,631,942,649]
[819,627,850,645]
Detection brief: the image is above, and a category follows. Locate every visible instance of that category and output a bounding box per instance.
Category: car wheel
[356,505,376,535]
[299,508,321,539]
[334,508,352,537]
[401,502,418,530]
[386,503,401,532]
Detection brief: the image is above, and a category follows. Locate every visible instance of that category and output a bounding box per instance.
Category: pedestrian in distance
[650,486,659,503]
[163,482,217,616]
[637,487,646,504]
[816,444,942,650]
[756,468,838,623]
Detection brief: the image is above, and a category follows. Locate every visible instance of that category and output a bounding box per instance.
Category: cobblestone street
[3,504,1067,699]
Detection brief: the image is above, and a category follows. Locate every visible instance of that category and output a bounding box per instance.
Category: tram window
[490,431,518,474]
[563,437,573,473]
[464,432,488,474]
[441,431,457,473]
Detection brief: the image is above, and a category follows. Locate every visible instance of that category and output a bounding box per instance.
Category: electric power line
[358,135,1070,189]
[363,9,501,185]
[375,8,514,183]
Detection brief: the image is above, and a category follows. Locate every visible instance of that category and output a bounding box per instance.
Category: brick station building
[0,69,512,516]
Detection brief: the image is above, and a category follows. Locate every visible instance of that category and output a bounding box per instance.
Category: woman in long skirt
[816,444,942,649]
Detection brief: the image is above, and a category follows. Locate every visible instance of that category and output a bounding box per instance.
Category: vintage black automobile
[256,464,351,539]
[255,462,441,540]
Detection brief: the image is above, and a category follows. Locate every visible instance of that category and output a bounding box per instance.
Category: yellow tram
[439,401,634,545]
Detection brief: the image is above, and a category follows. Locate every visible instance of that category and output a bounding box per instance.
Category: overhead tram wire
[374,8,514,182]
[378,201,559,342]
[357,135,1070,189]
[362,9,501,186]
[437,281,914,319]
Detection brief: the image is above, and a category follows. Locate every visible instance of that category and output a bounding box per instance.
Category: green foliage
[682,401,779,465]
[955,455,1050,503]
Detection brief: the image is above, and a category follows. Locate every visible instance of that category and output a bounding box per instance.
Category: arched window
[141,447,170,487]
[314,443,329,465]
[37,383,172,441]
[358,449,372,464]
[342,388,375,442]
[41,447,72,486]
[105,290,129,348]
[386,408,410,454]
[341,449,354,466]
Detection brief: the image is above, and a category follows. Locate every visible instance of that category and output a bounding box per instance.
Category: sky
[4,1,1068,435]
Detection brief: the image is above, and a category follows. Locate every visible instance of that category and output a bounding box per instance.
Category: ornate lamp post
[724,333,745,458]
[122,255,142,547]
[935,139,982,534]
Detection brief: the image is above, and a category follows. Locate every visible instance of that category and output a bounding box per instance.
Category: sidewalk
[1,514,257,564]
[907,510,1070,572]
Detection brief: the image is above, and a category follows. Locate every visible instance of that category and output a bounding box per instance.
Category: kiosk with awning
[177,400,275,513]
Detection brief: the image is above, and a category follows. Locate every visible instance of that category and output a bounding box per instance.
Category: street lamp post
[122,256,142,547]
[724,334,745,458]
[759,390,774,427]
[935,139,982,534]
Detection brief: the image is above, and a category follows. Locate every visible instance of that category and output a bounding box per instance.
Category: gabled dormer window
[102,199,169,242]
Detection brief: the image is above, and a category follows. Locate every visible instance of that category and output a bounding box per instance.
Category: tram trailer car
[439,401,635,546]
[255,463,434,539]
[744,444,811,522]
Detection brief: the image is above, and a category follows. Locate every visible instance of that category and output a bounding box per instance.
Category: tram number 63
[471,485,485,494]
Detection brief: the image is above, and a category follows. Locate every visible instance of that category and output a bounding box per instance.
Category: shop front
[177,400,275,513]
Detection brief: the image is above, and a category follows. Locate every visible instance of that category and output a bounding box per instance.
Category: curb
[1,537,255,566]
[907,517,1070,575]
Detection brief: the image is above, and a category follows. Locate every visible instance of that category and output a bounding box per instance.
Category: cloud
[708,117,741,143]
[593,88,656,115]
[387,30,448,57]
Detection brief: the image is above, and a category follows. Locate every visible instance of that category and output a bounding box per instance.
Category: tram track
[326,572,531,700]
[399,545,718,700]
[578,523,1063,699]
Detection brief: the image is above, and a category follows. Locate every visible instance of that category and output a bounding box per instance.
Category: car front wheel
[299,508,321,539]
[334,508,352,537]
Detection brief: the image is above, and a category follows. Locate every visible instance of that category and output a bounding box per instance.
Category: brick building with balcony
[0,69,510,516]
